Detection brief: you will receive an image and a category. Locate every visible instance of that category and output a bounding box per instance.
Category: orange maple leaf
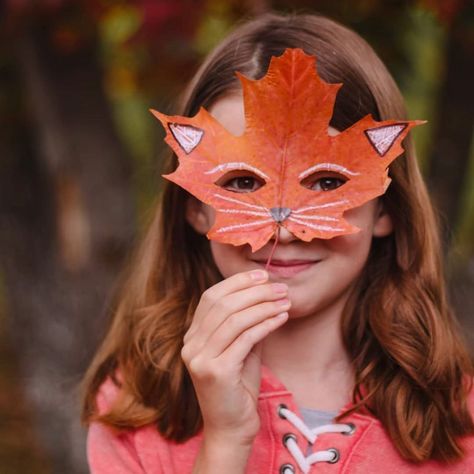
[152,48,424,252]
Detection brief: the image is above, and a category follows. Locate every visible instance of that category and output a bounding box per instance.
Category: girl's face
[186,95,394,319]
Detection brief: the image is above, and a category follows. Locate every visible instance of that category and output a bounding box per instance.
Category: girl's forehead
[209,94,340,137]
[209,94,245,136]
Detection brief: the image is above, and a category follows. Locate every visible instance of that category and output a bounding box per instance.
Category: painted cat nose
[270,207,291,223]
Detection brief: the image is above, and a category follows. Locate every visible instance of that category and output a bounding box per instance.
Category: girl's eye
[216,172,265,193]
[301,172,347,192]
[311,177,346,191]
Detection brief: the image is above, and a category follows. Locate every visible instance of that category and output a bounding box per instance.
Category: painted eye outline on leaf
[298,162,358,193]
[206,162,269,194]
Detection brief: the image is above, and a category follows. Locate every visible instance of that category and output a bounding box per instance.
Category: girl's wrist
[202,424,259,448]
[192,432,254,474]
[203,429,256,449]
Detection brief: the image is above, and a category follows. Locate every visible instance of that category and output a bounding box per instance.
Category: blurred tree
[418,0,474,346]
[0,295,51,474]
[1,3,136,473]
[425,0,474,243]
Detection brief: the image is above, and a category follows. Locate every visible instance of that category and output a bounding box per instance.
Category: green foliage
[195,0,237,54]
[455,137,474,256]
[399,5,445,171]
[97,4,160,222]
[100,4,143,45]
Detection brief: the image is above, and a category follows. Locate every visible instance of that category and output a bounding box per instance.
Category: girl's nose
[273,225,298,244]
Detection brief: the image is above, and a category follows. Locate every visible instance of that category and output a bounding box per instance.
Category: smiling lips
[252,258,320,277]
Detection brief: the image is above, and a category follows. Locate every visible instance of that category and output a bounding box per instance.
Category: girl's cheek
[325,231,367,254]
[209,241,248,278]
[342,199,379,226]
[327,202,379,253]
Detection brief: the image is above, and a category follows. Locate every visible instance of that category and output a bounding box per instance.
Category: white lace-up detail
[278,405,355,473]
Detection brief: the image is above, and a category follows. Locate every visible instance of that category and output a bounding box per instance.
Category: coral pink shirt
[87,366,474,473]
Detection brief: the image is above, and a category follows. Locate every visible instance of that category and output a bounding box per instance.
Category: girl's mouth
[252,259,320,278]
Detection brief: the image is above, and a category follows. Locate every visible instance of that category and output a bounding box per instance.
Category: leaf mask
[152,48,424,252]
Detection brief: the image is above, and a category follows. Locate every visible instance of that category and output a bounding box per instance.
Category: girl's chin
[281,298,320,320]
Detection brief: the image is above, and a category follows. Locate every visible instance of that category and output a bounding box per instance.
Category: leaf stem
[265,226,280,271]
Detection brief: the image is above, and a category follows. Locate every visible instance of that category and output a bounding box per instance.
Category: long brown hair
[81,12,474,462]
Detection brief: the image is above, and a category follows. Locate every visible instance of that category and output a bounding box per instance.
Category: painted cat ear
[169,123,204,154]
[364,123,408,157]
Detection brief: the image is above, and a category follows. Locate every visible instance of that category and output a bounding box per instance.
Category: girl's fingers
[186,282,288,348]
[184,310,289,395]
[192,270,269,322]
[184,270,268,345]
[200,298,291,358]
[219,311,289,366]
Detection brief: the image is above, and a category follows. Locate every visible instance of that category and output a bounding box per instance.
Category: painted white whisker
[216,208,269,217]
[288,214,339,222]
[216,219,274,233]
[293,200,349,214]
[298,163,360,180]
[288,216,344,232]
[204,162,269,180]
[213,193,267,211]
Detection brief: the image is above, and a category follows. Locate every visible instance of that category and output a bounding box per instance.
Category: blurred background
[0,0,473,472]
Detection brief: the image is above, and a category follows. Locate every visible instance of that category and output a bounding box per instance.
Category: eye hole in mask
[300,171,348,192]
[215,170,266,194]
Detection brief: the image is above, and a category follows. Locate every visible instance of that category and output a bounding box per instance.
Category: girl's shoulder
[88,376,202,474]
[95,375,122,415]
[466,376,474,417]
[88,377,146,474]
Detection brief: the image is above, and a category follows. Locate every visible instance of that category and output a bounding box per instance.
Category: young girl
[82,12,474,474]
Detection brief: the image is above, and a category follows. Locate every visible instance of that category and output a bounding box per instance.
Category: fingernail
[275,312,288,320]
[276,298,290,306]
[272,283,288,294]
[250,270,268,281]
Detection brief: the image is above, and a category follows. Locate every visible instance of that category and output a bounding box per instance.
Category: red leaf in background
[421,0,467,26]
[152,48,424,252]
[130,0,205,43]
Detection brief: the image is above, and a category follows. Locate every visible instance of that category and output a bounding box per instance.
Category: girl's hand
[181,269,290,447]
